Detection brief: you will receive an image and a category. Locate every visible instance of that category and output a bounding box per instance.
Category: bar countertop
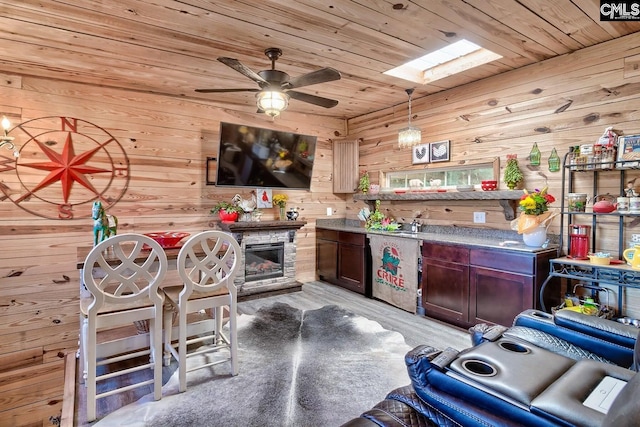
[316,219,559,254]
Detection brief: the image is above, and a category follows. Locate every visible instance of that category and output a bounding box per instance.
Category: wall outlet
[473,212,486,223]
[326,207,333,216]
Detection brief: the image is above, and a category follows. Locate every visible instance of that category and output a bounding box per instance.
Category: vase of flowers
[513,187,556,246]
[273,194,288,220]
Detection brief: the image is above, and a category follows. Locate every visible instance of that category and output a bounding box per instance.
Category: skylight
[384,40,502,85]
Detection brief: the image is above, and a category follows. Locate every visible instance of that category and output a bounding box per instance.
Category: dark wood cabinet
[470,267,532,326]
[422,242,557,328]
[317,228,370,295]
[421,243,470,325]
[317,237,338,282]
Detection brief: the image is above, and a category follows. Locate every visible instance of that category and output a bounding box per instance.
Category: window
[384,159,498,189]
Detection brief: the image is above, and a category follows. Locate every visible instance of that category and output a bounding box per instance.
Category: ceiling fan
[195,47,341,117]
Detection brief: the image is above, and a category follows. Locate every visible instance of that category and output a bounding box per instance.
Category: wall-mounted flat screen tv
[216,122,317,190]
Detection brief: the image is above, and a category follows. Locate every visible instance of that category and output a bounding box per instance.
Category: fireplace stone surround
[217,220,307,299]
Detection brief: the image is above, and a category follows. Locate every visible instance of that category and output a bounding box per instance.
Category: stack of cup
[618,196,629,213]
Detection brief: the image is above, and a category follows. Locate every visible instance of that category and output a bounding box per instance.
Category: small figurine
[626,178,640,197]
[92,201,118,246]
[286,207,299,221]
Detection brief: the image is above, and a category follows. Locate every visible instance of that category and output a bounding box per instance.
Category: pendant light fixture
[398,88,422,148]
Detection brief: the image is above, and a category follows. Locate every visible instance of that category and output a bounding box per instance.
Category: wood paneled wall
[3,30,640,426]
[0,75,345,424]
[349,32,640,318]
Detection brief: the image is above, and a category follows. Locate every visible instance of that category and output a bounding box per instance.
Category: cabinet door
[332,139,359,193]
[338,243,366,294]
[469,267,533,327]
[422,257,469,326]
[317,239,338,282]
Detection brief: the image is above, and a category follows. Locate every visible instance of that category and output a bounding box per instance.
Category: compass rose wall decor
[0,116,130,220]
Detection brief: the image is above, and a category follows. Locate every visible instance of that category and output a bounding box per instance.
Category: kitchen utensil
[592,194,617,213]
[568,224,590,259]
[624,246,640,269]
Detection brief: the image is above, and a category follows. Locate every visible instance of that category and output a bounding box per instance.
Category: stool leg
[80,315,88,384]
[86,320,98,422]
[178,303,188,393]
[163,303,174,367]
[151,312,163,401]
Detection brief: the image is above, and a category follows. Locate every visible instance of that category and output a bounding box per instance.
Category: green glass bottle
[529,142,541,166]
[548,147,561,172]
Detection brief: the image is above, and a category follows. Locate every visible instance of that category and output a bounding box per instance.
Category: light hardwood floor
[75,281,470,425]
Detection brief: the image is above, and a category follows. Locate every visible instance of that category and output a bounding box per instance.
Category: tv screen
[216,122,317,190]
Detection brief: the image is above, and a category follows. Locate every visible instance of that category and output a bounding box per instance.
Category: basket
[552,283,615,320]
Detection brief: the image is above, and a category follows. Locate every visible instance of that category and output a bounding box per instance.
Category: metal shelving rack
[539,153,640,315]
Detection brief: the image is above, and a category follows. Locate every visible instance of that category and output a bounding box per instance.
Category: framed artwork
[617,134,640,168]
[257,188,273,208]
[411,143,430,164]
[430,140,450,163]
[206,157,217,185]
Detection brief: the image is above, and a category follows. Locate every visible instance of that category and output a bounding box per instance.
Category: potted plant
[504,154,524,190]
[211,201,243,223]
[358,171,370,194]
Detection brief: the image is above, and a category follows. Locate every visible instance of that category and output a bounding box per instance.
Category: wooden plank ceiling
[1,0,639,119]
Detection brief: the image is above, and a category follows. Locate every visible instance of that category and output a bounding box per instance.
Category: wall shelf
[353,190,525,220]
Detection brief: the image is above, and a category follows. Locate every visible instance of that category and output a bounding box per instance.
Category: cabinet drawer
[470,249,534,275]
[338,231,365,246]
[317,229,339,241]
[422,242,469,264]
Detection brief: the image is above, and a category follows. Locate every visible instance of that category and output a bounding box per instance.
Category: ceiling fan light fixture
[256,90,289,117]
[398,88,421,148]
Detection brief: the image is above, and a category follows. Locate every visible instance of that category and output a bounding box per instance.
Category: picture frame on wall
[411,143,430,164]
[617,134,640,168]
[430,140,450,163]
[257,188,273,208]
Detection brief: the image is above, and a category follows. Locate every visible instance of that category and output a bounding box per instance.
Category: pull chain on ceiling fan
[196,47,341,117]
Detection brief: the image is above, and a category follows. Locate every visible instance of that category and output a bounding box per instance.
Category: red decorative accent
[144,232,190,248]
[219,210,239,223]
[19,132,111,203]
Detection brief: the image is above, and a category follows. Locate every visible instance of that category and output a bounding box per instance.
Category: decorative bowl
[144,232,190,248]
[588,252,611,265]
[481,180,498,191]
[456,185,474,192]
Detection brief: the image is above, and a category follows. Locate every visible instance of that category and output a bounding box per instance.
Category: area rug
[94,302,412,426]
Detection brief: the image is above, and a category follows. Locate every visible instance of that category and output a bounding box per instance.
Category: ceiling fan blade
[195,88,260,93]
[287,90,339,108]
[285,68,341,89]
[217,57,269,86]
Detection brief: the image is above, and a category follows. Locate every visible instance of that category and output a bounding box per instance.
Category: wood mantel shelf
[217,220,307,233]
[353,190,525,220]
